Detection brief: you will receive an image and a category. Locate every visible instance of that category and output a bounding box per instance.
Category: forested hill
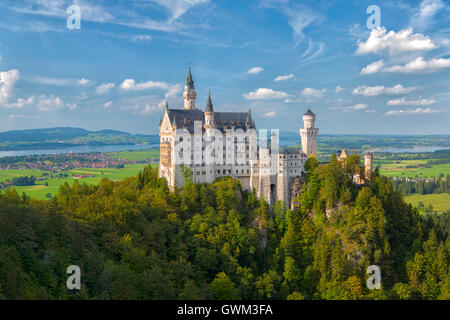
[0,154,448,300]
[0,127,159,150]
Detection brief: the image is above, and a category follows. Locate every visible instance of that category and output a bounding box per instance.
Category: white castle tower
[183,66,197,110]
[300,109,319,157]
[364,152,373,181]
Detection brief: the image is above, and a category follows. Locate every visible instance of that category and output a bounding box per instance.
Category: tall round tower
[183,66,197,110]
[364,152,373,181]
[299,108,319,157]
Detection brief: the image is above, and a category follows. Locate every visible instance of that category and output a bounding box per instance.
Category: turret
[183,66,197,110]
[299,108,319,157]
[303,108,316,129]
[204,91,215,129]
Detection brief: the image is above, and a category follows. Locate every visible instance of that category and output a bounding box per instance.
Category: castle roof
[166,109,253,133]
[279,147,302,155]
[304,108,315,116]
[206,92,214,112]
[185,66,195,89]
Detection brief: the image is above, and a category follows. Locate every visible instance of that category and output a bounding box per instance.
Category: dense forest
[0,154,448,300]
[392,175,450,195]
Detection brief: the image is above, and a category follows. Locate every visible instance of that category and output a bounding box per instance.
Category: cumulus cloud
[352,84,416,97]
[36,95,65,111]
[335,86,345,93]
[96,83,115,94]
[3,96,35,109]
[247,67,264,74]
[262,111,276,118]
[243,88,290,100]
[331,103,369,112]
[301,87,326,99]
[383,57,450,74]
[360,59,386,75]
[356,27,436,56]
[0,69,20,104]
[386,97,436,106]
[385,107,442,115]
[120,79,171,90]
[274,74,295,81]
[140,100,166,115]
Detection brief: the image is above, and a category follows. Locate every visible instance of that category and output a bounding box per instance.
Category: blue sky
[0,0,449,134]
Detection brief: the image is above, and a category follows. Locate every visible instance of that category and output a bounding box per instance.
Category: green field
[108,148,159,161]
[405,193,450,213]
[1,164,156,200]
[379,162,450,178]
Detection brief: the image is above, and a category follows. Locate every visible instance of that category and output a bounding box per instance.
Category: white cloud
[0,69,20,104]
[243,88,290,100]
[78,78,91,85]
[3,96,34,109]
[335,86,345,93]
[262,111,276,118]
[36,95,65,111]
[385,107,442,115]
[150,0,209,21]
[386,97,436,106]
[411,0,446,31]
[274,74,295,81]
[360,59,386,75]
[140,100,166,115]
[301,87,326,99]
[356,27,436,56]
[104,101,113,108]
[331,103,369,112]
[120,79,171,90]
[383,56,450,74]
[164,84,182,98]
[261,1,321,40]
[352,84,416,97]
[247,67,264,74]
[96,83,115,95]
[131,34,152,42]
[31,77,74,86]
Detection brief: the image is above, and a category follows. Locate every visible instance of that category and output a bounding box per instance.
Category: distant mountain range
[0,127,159,151]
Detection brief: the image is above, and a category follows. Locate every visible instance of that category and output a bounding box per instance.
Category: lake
[0,144,159,158]
[367,146,450,153]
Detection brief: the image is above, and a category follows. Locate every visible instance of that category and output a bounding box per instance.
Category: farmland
[2,164,155,200]
[0,148,160,200]
[405,193,450,213]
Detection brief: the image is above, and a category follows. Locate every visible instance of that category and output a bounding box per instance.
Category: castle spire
[186,65,194,89]
[183,65,197,110]
[165,100,168,112]
[206,91,214,112]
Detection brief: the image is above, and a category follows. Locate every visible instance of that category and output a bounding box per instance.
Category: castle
[159,68,372,208]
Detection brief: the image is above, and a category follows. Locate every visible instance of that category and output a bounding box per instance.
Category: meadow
[108,148,159,161]
[2,164,153,200]
[379,162,450,178]
[405,193,450,213]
